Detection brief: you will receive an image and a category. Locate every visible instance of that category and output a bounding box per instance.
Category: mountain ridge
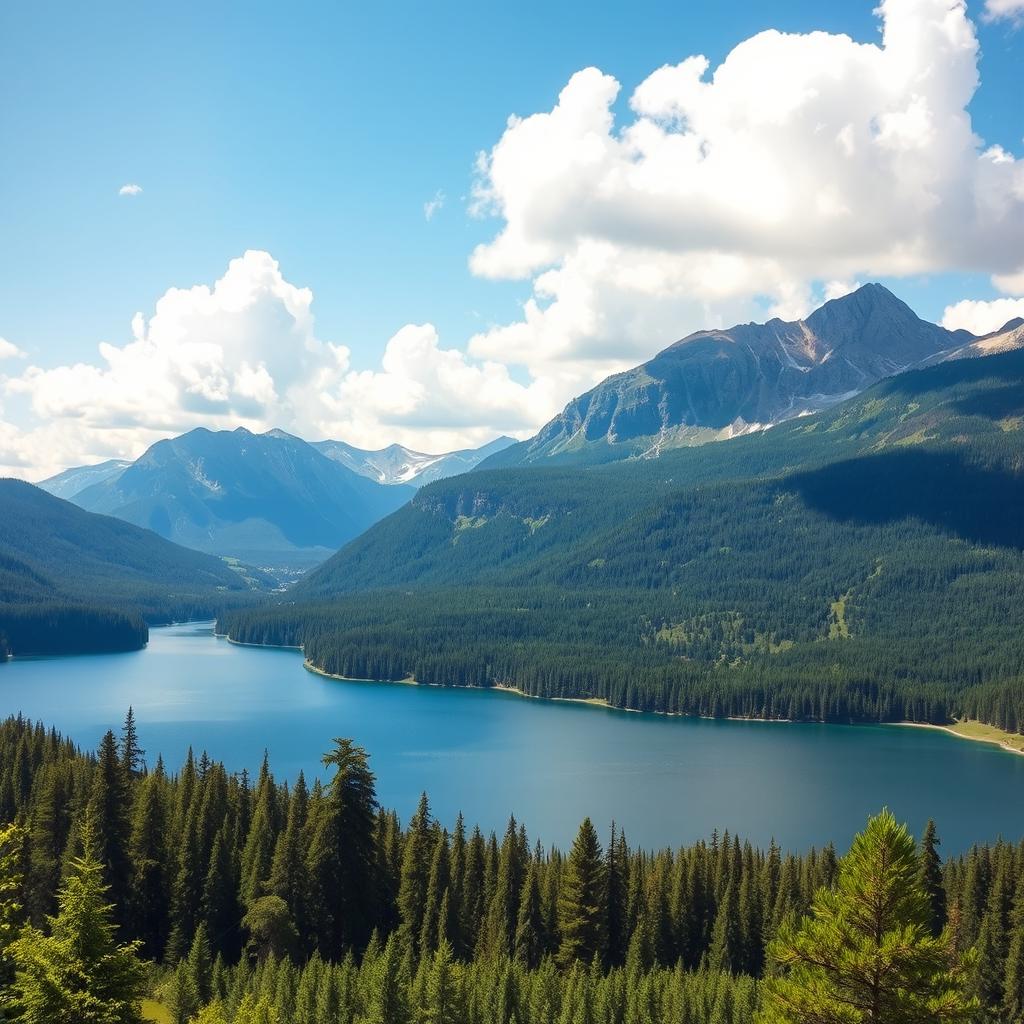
[481,284,998,470]
[64,427,414,569]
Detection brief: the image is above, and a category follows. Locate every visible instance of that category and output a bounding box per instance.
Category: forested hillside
[223,350,1024,731]
[0,480,270,657]
[0,717,1004,1022]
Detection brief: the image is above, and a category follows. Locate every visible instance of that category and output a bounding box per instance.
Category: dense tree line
[0,478,271,657]
[222,353,1024,735]
[0,603,148,659]
[0,714,1006,1021]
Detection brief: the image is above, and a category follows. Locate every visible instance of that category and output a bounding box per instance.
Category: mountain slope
[484,284,975,469]
[223,349,1024,731]
[0,479,269,655]
[312,435,517,486]
[38,459,131,501]
[70,428,414,568]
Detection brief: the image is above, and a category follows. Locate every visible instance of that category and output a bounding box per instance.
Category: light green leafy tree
[758,809,978,1024]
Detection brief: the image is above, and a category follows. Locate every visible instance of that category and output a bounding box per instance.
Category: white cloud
[823,280,863,303]
[0,338,25,360]
[5,0,1023,479]
[0,252,541,479]
[424,190,446,221]
[941,296,1024,334]
[118,183,143,197]
[984,0,1024,22]
[467,0,1024,383]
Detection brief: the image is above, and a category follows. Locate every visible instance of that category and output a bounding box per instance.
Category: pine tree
[269,772,308,949]
[513,860,546,968]
[362,933,409,1024]
[417,827,450,954]
[398,793,433,953]
[88,729,132,920]
[10,815,146,1024]
[420,939,464,1024]
[128,758,170,958]
[709,878,741,974]
[918,819,946,938]
[1003,874,1024,1021]
[202,825,240,961]
[120,707,144,779]
[758,810,978,1024]
[557,818,607,968]
[240,758,277,908]
[0,824,24,1021]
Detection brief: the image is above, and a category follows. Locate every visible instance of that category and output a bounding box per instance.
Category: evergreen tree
[918,819,946,939]
[88,729,132,920]
[557,818,607,968]
[128,758,169,958]
[362,933,409,1024]
[420,939,464,1024]
[1003,874,1024,1022]
[10,815,146,1024]
[0,824,24,1022]
[120,707,144,779]
[513,860,546,969]
[758,810,978,1024]
[398,794,433,953]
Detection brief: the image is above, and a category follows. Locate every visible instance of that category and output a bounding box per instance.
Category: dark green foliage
[557,818,606,968]
[0,478,271,657]
[758,810,976,1023]
[2,715,1024,1022]
[9,815,146,1024]
[221,350,1024,737]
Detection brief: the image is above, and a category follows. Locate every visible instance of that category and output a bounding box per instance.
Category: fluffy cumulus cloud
[4,0,1024,478]
[942,296,1024,334]
[467,0,1024,384]
[0,252,542,478]
[118,183,143,197]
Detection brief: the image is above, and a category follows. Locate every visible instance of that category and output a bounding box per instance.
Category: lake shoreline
[299,654,793,724]
[222,631,1024,753]
[890,720,1024,757]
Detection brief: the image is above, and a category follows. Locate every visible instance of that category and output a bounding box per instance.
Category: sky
[1,0,1023,479]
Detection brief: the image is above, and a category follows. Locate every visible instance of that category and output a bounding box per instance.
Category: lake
[1,621,1022,854]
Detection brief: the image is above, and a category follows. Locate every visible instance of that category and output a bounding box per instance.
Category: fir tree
[0,824,24,1021]
[120,707,144,779]
[557,818,607,968]
[10,815,146,1024]
[128,758,170,958]
[88,729,132,920]
[918,819,946,939]
[758,810,978,1024]
[513,860,546,969]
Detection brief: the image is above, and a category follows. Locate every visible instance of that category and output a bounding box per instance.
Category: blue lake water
[1,621,1021,854]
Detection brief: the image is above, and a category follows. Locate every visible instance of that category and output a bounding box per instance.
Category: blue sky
[1,0,1022,476]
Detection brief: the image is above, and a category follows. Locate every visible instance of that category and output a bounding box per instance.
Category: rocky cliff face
[485,284,978,468]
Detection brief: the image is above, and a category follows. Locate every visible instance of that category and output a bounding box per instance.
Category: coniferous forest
[0,713,1019,1023]
[219,352,1024,736]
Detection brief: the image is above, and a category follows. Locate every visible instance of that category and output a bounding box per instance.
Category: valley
[4,622,1024,854]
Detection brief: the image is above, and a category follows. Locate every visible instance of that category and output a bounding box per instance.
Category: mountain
[66,428,414,570]
[0,479,269,655]
[38,458,131,501]
[312,435,517,486]
[483,284,979,469]
[223,347,1024,730]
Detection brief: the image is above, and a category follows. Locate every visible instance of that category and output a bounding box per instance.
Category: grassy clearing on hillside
[142,999,173,1024]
